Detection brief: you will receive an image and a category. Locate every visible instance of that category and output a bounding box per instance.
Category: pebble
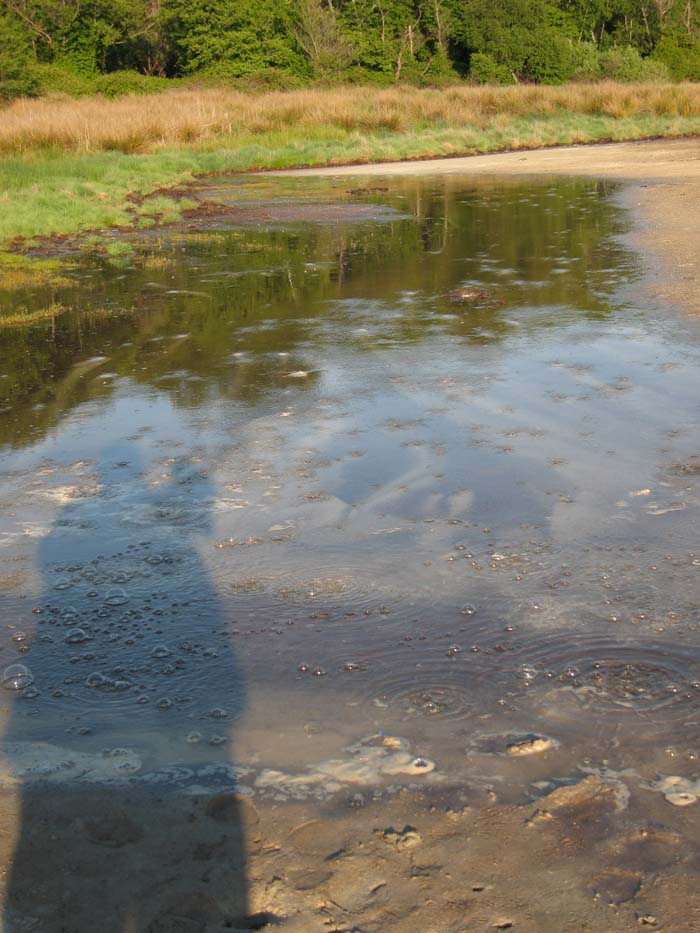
[506,735,555,756]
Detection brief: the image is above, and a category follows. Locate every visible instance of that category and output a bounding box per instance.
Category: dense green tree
[0,11,38,98]
[3,0,700,92]
[162,0,306,77]
[295,0,354,77]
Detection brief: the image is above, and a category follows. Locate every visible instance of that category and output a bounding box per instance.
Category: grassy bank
[2,83,700,251]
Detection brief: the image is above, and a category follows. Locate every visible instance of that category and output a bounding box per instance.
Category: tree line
[3,0,700,98]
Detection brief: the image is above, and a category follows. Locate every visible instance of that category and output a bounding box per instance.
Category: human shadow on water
[2,445,265,933]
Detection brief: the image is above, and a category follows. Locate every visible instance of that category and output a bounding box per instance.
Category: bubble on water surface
[86,672,108,689]
[384,684,473,720]
[506,632,700,724]
[519,665,538,684]
[65,628,91,644]
[104,587,128,607]
[85,671,132,692]
[2,664,34,691]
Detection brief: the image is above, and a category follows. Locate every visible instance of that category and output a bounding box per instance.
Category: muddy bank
[274,137,700,317]
[2,766,700,932]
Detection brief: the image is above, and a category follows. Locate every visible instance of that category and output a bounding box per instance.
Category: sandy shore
[3,767,700,932]
[276,137,700,316]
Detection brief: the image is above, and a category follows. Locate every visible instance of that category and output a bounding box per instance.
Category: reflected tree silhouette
[0,176,635,452]
[2,444,255,933]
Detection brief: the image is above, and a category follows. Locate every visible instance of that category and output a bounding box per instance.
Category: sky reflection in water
[1,175,700,798]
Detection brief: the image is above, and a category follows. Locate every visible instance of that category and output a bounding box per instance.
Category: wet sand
[276,137,700,317]
[3,766,700,931]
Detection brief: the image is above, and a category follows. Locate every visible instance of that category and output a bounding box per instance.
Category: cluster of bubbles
[297,662,327,676]
[85,672,132,692]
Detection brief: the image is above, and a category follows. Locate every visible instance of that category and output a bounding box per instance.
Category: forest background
[4,0,700,101]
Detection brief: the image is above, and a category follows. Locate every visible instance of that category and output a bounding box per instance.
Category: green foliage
[93,71,172,97]
[469,53,515,85]
[1,0,700,92]
[654,35,700,81]
[162,0,307,78]
[0,13,38,100]
[570,42,602,80]
[524,34,577,83]
[31,64,172,97]
[295,0,354,79]
[599,45,669,82]
[31,64,96,96]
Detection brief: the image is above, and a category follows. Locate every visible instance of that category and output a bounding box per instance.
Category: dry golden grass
[3,82,700,154]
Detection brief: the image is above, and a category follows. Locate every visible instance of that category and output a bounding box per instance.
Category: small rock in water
[652,775,700,806]
[380,825,421,848]
[665,792,697,807]
[448,286,492,303]
[506,734,555,756]
[536,774,630,822]
[589,868,641,905]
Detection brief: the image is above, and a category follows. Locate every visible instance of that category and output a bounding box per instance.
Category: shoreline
[3,137,699,318]
[272,137,700,317]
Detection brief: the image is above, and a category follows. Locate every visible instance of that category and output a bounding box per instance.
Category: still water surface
[1,174,700,801]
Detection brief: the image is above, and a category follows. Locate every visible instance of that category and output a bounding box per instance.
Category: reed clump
[3,82,700,155]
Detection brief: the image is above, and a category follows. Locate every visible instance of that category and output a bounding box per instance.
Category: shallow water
[1,174,700,805]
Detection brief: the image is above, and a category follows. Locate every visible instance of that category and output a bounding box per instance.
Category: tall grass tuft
[3,83,700,155]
